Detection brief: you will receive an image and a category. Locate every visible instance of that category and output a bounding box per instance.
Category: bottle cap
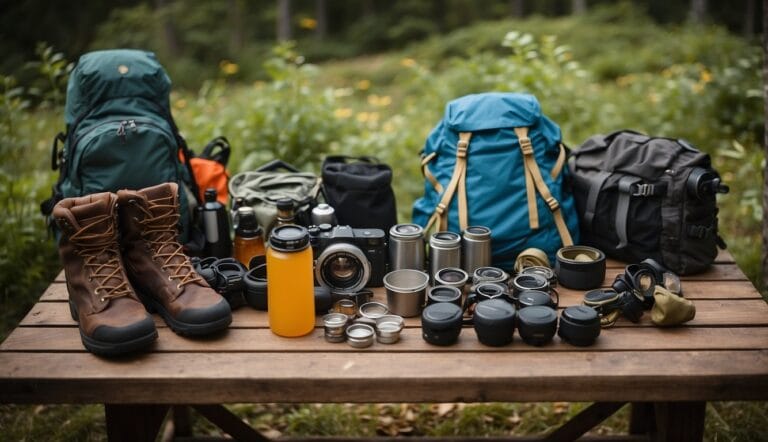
[235,207,261,237]
[269,225,310,252]
[276,198,294,211]
[204,188,218,202]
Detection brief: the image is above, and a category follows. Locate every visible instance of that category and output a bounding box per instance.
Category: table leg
[652,401,706,442]
[105,403,170,442]
[629,402,656,435]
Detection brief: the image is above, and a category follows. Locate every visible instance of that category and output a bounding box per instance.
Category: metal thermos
[311,203,337,226]
[389,223,425,271]
[429,231,461,280]
[462,226,492,274]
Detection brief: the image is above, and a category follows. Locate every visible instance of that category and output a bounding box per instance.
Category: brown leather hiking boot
[117,183,232,336]
[53,192,158,356]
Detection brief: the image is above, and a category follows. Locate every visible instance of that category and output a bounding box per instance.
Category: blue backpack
[412,93,579,270]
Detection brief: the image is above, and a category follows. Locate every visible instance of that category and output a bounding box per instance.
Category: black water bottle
[200,188,232,258]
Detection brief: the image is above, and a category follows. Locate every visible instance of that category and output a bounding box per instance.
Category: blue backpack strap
[426,132,472,233]
[513,127,573,247]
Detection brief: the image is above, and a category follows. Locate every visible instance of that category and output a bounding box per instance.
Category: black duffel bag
[322,156,397,233]
[569,130,729,275]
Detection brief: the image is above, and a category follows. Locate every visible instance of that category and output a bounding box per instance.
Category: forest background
[0,0,765,440]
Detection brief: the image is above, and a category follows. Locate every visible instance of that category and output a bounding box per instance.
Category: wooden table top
[1,251,767,405]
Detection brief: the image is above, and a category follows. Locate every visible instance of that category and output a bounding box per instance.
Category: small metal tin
[521,266,557,288]
[346,323,375,348]
[462,226,492,275]
[323,313,349,343]
[332,299,358,317]
[359,302,389,320]
[376,314,405,344]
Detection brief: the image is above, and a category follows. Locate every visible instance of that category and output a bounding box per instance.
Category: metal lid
[269,225,309,251]
[346,323,375,348]
[429,231,461,248]
[462,226,491,241]
[390,223,424,239]
[359,302,389,320]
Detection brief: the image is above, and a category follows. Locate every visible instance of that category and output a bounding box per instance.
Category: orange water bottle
[266,225,315,337]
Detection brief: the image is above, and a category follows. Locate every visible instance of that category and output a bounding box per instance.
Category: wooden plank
[38,270,759,304]
[18,298,768,329]
[4,325,768,353]
[0,351,766,404]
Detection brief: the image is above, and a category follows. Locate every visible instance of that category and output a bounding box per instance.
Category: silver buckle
[631,183,654,197]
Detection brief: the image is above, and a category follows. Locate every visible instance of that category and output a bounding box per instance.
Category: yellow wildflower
[356,79,371,91]
[700,69,712,84]
[299,17,317,30]
[219,60,239,76]
[400,58,417,68]
[174,99,187,109]
[334,108,353,119]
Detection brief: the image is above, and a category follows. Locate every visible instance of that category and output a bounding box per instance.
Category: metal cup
[383,269,429,317]
[429,231,461,280]
[462,226,492,275]
[389,223,425,271]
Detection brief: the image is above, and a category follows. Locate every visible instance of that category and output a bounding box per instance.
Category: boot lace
[131,198,203,289]
[70,214,132,303]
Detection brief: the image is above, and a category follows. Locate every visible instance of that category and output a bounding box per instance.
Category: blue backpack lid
[444,92,541,132]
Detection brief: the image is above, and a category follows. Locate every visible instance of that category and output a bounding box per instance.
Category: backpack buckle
[545,196,560,212]
[435,203,447,215]
[631,183,655,197]
[519,137,533,156]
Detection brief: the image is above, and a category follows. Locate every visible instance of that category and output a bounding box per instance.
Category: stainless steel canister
[429,231,462,280]
[311,203,337,226]
[389,223,425,271]
[462,226,492,275]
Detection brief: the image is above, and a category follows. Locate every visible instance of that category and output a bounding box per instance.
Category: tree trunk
[745,0,756,36]
[511,0,525,18]
[572,0,587,15]
[315,0,327,40]
[277,0,291,41]
[229,0,245,52]
[762,0,768,291]
[155,0,180,56]
[689,0,708,24]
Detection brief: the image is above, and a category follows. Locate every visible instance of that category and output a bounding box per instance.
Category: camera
[311,225,387,292]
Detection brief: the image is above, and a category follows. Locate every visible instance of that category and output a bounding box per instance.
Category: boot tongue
[69,196,114,235]
[139,183,188,264]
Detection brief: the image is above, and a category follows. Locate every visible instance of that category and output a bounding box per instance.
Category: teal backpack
[412,93,579,270]
[42,49,199,241]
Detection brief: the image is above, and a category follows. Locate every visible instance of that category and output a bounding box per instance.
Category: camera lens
[316,243,371,293]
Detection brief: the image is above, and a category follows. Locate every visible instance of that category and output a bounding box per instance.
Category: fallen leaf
[553,402,570,415]
[437,403,455,417]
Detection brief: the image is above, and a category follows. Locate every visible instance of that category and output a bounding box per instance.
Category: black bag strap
[615,176,642,249]
[256,160,301,173]
[583,171,611,229]
[200,136,231,166]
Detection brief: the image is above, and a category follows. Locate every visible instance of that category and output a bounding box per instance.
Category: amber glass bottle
[233,207,265,268]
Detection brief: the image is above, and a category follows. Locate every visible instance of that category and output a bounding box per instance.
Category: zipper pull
[116,121,126,138]
[128,120,137,131]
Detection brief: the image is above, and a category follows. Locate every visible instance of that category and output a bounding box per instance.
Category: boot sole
[69,301,158,356]
[139,294,232,337]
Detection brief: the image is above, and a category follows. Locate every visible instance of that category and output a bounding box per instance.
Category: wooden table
[1,250,767,441]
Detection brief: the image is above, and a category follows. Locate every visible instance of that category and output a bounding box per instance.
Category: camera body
[312,225,387,291]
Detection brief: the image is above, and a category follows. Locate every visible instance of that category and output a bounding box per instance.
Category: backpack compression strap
[513,127,573,247]
[426,132,472,232]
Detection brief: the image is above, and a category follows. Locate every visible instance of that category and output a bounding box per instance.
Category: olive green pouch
[651,286,695,326]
